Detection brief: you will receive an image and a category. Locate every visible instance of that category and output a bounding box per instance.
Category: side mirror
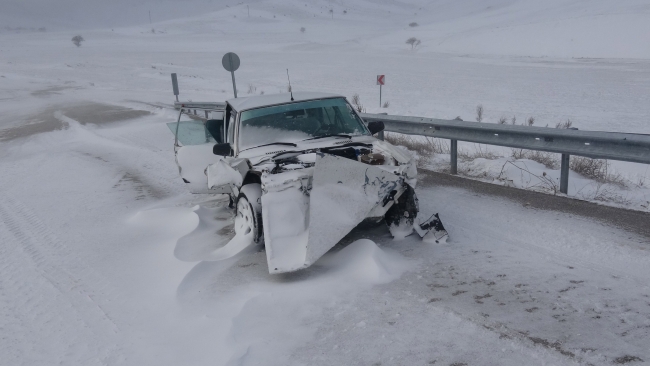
[367,121,385,135]
[213,143,232,156]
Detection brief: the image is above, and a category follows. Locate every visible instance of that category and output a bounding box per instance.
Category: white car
[169,92,446,273]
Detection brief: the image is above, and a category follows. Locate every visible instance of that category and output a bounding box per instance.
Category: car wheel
[235,191,263,243]
[385,184,419,230]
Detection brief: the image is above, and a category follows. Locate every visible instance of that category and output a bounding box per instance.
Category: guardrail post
[560,153,570,194]
[450,139,458,175]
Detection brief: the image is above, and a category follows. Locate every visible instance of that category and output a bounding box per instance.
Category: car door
[168,109,233,194]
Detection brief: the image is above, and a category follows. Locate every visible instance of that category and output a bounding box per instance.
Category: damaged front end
[258,141,447,274]
[261,153,409,273]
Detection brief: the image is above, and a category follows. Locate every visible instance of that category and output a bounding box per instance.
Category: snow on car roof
[226,92,344,112]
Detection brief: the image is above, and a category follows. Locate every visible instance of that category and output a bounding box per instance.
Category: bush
[71,35,84,47]
[510,149,559,169]
[300,27,306,33]
[409,22,419,27]
[526,116,535,126]
[384,133,449,167]
[351,94,365,113]
[406,37,421,49]
[382,101,390,108]
[498,116,507,124]
[555,119,573,129]
[247,84,257,94]
[475,104,484,122]
[459,145,499,160]
[569,156,620,184]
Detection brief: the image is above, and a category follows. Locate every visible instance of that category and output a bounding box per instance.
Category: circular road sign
[222,52,240,72]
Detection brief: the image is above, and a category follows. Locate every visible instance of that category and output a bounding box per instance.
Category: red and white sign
[376,75,385,86]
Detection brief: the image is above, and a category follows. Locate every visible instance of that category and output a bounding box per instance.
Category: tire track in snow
[0,194,124,365]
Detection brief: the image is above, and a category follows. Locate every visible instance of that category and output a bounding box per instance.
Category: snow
[1,0,650,364]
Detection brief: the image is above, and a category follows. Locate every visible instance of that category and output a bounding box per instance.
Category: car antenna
[286,69,294,101]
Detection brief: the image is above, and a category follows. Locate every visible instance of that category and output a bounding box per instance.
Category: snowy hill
[3,0,649,58]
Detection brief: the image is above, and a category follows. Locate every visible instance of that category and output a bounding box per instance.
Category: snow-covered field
[1,0,650,365]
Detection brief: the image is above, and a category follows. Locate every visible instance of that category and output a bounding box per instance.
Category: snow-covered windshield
[238,98,369,151]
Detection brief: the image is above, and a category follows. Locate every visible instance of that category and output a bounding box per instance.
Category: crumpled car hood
[262,153,405,274]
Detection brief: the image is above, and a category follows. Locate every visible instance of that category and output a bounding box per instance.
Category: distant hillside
[2,0,649,58]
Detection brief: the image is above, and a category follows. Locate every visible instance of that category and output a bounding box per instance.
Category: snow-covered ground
[1,0,650,365]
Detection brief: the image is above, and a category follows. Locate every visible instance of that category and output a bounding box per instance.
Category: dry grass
[570,156,625,186]
[459,144,499,160]
[384,133,449,167]
[511,149,559,169]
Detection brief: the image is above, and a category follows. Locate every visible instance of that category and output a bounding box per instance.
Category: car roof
[226,92,344,112]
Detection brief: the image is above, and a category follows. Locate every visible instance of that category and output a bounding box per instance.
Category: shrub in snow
[511,149,559,169]
[409,22,418,27]
[71,35,84,47]
[247,84,257,94]
[382,101,390,108]
[570,156,623,184]
[300,27,306,33]
[527,116,535,126]
[406,37,421,49]
[498,116,507,124]
[384,133,450,168]
[475,104,484,122]
[350,94,365,113]
[555,119,573,129]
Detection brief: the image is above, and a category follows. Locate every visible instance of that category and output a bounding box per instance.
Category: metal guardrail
[173,102,226,111]
[361,113,650,194]
[174,102,226,120]
[169,92,650,195]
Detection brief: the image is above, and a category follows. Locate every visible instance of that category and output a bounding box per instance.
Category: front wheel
[235,190,263,244]
[385,184,419,239]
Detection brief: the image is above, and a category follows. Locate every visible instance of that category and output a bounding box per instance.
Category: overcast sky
[0,0,245,30]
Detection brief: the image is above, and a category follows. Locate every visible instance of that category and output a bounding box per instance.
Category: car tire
[235,186,263,244]
[384,184,419,228]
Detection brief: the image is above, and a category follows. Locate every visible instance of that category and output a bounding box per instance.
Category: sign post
[222,52,241,98]
[171,73,179,102]
[376,74,385,107]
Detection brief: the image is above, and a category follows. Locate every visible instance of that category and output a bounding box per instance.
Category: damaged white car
[169,92,447,274]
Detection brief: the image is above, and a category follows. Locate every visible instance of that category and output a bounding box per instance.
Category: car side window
[227,112,237,144]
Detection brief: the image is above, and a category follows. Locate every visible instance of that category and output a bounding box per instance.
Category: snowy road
[2,1,650,363]
[1,104,649,365]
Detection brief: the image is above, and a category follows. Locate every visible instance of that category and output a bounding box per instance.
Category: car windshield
[238,98,369,151]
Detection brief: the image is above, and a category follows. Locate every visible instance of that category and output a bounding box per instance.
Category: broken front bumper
[261,153,407,274]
